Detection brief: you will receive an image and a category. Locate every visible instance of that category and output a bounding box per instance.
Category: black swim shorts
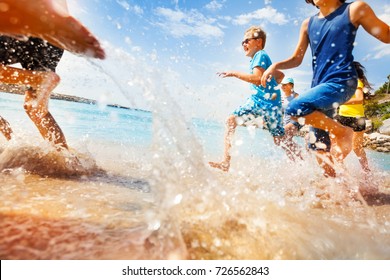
[306,108,335,152]
[0,36,64,72]
[307,127,331,152]
[335,115,366,132]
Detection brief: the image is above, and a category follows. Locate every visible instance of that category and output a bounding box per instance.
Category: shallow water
[1,93,390,260]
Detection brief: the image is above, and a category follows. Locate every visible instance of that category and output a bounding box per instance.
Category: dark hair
[353,61,373,91]
[305,0,346,6]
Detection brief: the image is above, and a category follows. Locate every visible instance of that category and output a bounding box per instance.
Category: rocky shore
[298,125,390,154]
[364,133,390,153]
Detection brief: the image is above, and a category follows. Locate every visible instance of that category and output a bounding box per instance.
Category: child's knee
[50,72,61,84]
[226,115,237,126]
[30,71,60,92]
[41,71,60,88]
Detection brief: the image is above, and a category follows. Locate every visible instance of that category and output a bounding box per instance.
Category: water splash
[1,40,390,260]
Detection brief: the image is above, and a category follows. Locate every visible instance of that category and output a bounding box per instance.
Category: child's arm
[342,87,364,105]
[218,66,265,86]
[260,18,310,87]
[274,70,285,84]
[350,1,390,43]
[219,64,284,86]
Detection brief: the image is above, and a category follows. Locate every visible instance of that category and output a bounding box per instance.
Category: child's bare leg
[0,65,68,149]
[280,123,303,161]
[0,0,105,59]
[299,111,353,161]
[0,116,13,140]
[25,90,68,150]
[273,135,294,161]
[24,74,68,150]
[209,115,236,172]
[315,151,336,178]
[353,131,370,173]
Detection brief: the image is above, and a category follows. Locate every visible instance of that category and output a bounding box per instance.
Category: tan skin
[0,0,105,149]
[282,82,333,175]
[0,0,105,59]
[260,0,390,163]
[0,67,66,148]
[0,116,12,141]
[209,34,284,171]
[341,85,370,172]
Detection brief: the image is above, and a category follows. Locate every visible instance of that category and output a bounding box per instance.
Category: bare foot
[209,161,230,172]
[330,127,353,162]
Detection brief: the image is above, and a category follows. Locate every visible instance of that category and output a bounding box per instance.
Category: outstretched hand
[217,71,235,78]
[260,66,275,87]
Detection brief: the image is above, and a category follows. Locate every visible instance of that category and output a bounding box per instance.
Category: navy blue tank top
[308,2,357,87]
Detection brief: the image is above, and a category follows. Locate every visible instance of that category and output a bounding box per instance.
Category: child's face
[312,0,330,7]
[242,34,263,58]
[281,83,294,94]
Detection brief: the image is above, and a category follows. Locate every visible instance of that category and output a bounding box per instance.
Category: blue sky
[56,0,390,120]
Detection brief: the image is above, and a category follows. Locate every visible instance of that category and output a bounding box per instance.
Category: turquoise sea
[2,93,389,170]
[1,92,390,260]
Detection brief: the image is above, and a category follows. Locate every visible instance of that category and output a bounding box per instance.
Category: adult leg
[0,0,105,59]
[209,115,236,172]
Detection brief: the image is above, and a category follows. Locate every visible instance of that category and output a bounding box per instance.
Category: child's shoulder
[251,50,273,69]
[349,1,370,15]
[252,50,271,63]
[253,49,269,58]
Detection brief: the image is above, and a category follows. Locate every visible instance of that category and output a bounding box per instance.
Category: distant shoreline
[50,92,133,110]
[0,85,147,112]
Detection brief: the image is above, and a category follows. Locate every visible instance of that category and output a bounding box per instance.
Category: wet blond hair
[244,26,267,49]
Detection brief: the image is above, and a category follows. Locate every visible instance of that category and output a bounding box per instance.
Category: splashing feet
[208,161,230,172]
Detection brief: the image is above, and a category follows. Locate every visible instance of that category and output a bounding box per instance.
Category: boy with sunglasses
[209,26,287,172]
[260,0,389,177]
